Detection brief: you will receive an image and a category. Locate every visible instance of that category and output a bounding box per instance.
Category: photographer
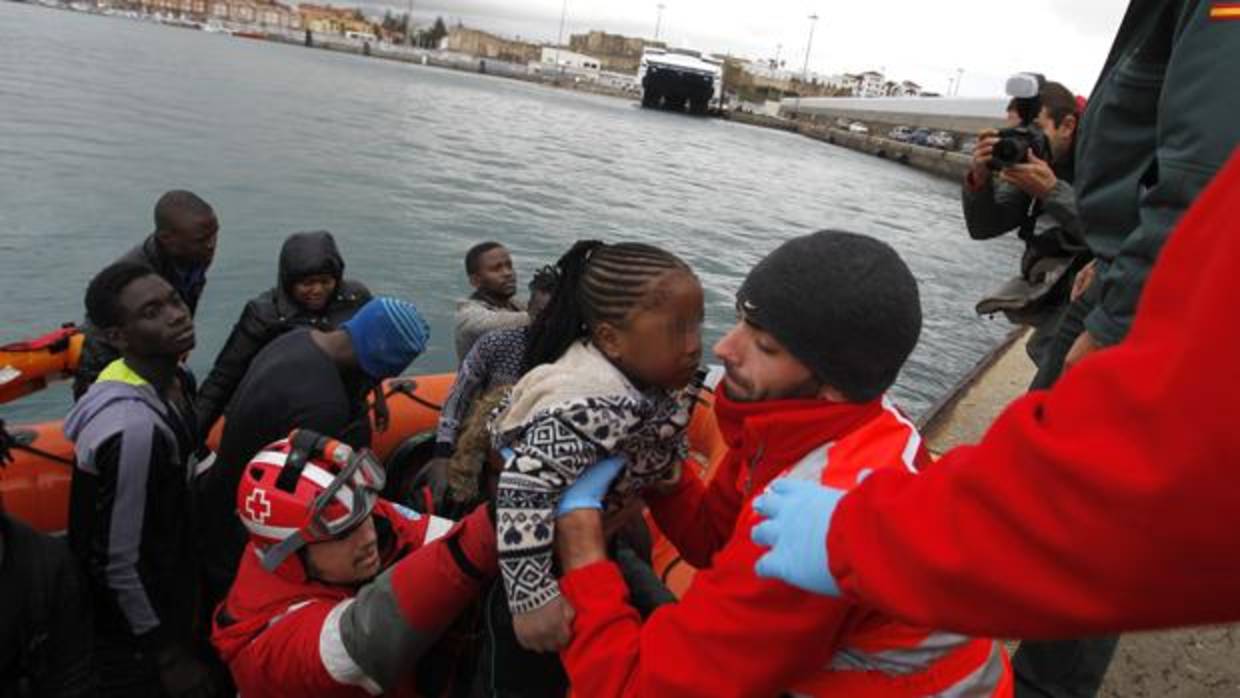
[963,79,1089,373]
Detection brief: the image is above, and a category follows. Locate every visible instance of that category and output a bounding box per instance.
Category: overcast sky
[369,0,1131,96]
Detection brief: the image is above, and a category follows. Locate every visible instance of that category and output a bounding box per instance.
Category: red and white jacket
[828,148,1240,639]
[212,501,495,697]
[560,388,1012,697]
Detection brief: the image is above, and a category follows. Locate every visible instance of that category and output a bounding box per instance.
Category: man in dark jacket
[194,230,371,434]
[963,81,1089,375]
[0,510,95,698]
[202,297,430,606]
[1056,0,1240,373]
[74,191,219,399]
[65,262,222,698]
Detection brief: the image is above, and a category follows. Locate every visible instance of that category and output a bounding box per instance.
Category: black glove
[0,420,14,466]
[156,645,219,698]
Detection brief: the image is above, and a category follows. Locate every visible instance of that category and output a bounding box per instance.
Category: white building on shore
[539,47,601,71]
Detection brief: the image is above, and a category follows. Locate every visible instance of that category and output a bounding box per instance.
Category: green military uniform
[1019,1,1240,695]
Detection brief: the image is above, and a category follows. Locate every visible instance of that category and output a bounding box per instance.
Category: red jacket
[212,501,493,697]
[560,389,1008,697]
[828,148,1240,639]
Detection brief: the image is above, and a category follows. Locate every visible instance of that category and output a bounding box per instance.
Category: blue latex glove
[751,477,847,596]
[555,455,627,517]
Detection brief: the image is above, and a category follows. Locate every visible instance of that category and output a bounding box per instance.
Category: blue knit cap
[341,297,430,380]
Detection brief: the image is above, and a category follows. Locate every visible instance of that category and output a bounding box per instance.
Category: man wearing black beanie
[551,231,1012,697]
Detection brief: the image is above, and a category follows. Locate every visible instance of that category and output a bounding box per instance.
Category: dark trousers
[1015,292,1119,698]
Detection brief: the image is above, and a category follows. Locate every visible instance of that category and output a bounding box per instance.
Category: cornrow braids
[523,240,690,371]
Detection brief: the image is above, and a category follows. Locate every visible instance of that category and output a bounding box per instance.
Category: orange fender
[2,374,456,534]
[0,327,83,405]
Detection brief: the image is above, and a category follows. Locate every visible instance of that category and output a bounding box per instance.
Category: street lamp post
[801,13,818,82]
[555,0,568,74]
[654,3,665,41]
[954,67,964,96]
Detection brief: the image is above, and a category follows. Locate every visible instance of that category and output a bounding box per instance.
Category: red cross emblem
[245,489,272,525]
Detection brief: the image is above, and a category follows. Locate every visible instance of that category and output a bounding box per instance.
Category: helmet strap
[260,530,308,572]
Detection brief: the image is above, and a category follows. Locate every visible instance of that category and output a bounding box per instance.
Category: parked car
[909,127,933,146]
[927,131,956,150]
[848,122,870,134]
[888,126,914,142]
[835,117,852,129]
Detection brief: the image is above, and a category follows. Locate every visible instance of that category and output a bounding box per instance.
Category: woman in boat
[194,230,370,434]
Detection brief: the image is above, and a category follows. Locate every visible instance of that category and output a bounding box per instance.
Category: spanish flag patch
[1210,2,1240,20]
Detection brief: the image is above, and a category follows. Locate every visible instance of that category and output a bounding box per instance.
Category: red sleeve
[227,601,369,698]
[561,514,854,698]
[828,149,1240,639]
[646,454,744,568]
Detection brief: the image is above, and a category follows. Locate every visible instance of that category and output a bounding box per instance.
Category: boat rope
[0,420,75,468]
[385,379,443,413]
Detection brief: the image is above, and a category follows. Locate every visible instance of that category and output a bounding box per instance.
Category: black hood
[278,230,344,292]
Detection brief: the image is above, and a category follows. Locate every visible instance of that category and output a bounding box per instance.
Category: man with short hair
[74,190,219,398]
[65,262,221,698]
[553,231,1012,697]
[964,81,1089,379]
[454,241,526,361]
[432,264,558,469]
[203,297,430,604]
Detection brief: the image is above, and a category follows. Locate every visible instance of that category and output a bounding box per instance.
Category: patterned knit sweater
[490,340,701,614]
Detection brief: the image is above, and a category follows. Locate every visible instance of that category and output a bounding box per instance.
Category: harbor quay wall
[726,111,972,181]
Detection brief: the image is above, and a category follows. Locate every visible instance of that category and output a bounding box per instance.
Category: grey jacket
[64,361,197,650]
[1075,0,1240,345]
[964,175,1087,279]
[453,292,527,362]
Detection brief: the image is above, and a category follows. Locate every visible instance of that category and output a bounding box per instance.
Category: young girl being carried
[491,239,704,651]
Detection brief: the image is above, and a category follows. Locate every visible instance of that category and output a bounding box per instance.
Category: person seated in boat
[0,508,96,697]
[425,264,559,513]
[200,297,429,608]
[552,231,1014,697]
[194,230,371,435]
[454,241,527,361]
[73,190,219,399]
[211,431,498,697]
[489,240,705,655]
[65,261,226,697]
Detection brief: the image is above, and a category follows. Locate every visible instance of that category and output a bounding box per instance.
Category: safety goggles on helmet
[248,429,387,572]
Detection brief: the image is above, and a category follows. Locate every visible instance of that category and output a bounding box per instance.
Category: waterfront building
[539,46,601,71]
[442,26,541,64]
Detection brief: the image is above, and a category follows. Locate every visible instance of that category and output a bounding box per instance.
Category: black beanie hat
[736,230,922,402]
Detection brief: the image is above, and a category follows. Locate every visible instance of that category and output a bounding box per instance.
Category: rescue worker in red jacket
[553,230,1013,697]
[749,149,1240,639]
[211,430,496,696]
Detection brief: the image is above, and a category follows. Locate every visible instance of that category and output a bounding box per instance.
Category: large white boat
[638,47,722,115]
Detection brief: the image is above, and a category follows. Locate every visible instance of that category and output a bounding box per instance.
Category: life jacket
[781,399,1013,697]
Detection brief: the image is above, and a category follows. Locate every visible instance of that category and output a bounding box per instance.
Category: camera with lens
[989,73,1053,170]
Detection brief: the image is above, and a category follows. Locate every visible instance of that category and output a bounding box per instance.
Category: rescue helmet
[237,429,386,572]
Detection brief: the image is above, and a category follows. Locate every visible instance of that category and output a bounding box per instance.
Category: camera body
[988,72,1053,170]
[990,125,1052,170]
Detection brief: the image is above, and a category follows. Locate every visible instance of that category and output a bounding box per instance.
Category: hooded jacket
[64,360,199,652]
[195,231,371,433]
[73,234,210,398]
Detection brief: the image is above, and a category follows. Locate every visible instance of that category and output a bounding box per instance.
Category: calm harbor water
[0,1,1022,424]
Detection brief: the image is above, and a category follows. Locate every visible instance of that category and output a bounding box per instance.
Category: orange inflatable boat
[0,326,728,597]
[0,325,84,405]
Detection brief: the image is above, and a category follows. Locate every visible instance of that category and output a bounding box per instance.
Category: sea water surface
[0,2,1022,423]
